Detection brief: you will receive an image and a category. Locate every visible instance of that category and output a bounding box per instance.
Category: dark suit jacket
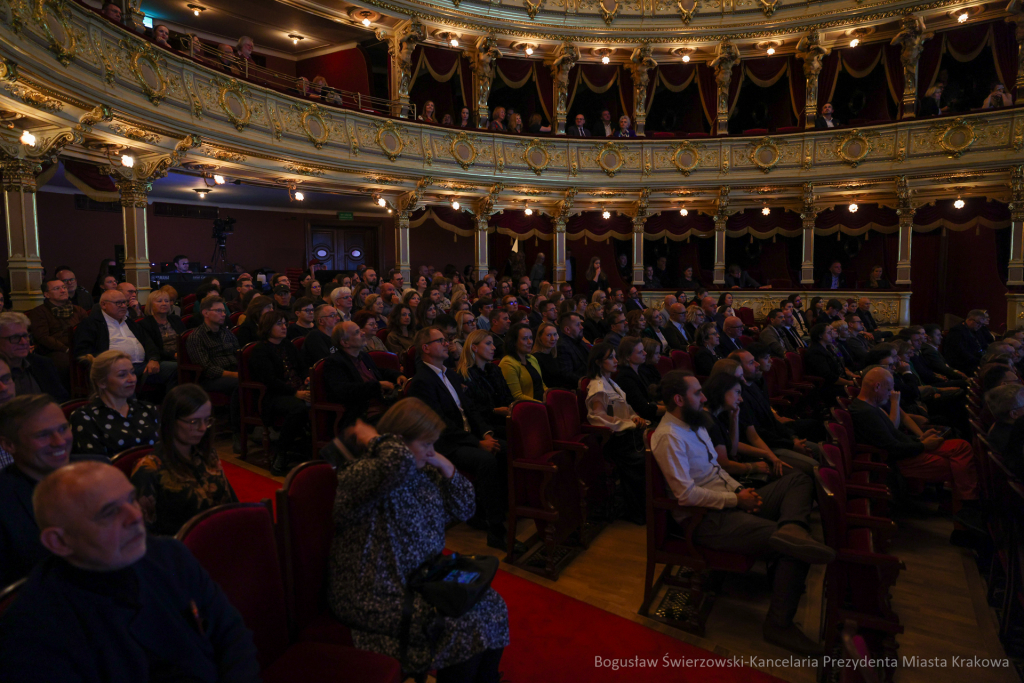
[850,398,924,462]
[716,335,744,357]
[72,309,159,363]
[818,273,847,289]
[919,344,962,380]
[138,314,186,361]
[591,122,614,138]
[323,350,401,420]
[660,322,689,351]
[566,126,591,137]
[302,327,335,366]
[248,341,309,422]
[841,335,871,370]
[814,116,842,129]
[615,366,659,422]
[803,344,845,387]
[0,537,261,683]
[624,297,645,313]
[855,307,879,333]
[918,98,941,117]
[408,363,486,454]
[556,335,588,382]
[943,322,984,373]
[19,353,69,402]
[724,272,760,288]
[759,325,792,358]
[693,347,721,376]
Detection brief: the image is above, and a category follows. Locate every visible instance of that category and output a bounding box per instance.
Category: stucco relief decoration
[298,103,332,150]
[34,0,76,66]
[1,0,29,34]
[2,81,62,111]
[521,138,553,175]
[120,38,167,105]
[394,20,425,100]
[474,36,501,112]
[676,0,698,24]
[935,117,979,158]
[447,131,479,170]
[833,129,873,167]
[670,140,701,175]
[374,120,406,161]
[214,79,251,131]
[594,140,626,177]
[748,136,781,173]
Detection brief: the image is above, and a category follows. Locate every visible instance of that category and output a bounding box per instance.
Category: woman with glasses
[130,384,236,536]
[683,305,705,342]
[250,311,312,475]
[288,296,317,340]
[693,321,723,376]
[70,349,159,456]
[362,294,388,329]
[451,310,476,361]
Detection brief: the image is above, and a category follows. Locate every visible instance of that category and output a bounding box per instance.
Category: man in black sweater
[324,321,404,424]
[850,367,982,534]
[556,313,588,383]
[942,310,987,374]
[303,304,340,366]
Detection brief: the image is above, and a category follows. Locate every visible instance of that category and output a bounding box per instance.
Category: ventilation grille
[154,203,219,220]
[73,195,120,212]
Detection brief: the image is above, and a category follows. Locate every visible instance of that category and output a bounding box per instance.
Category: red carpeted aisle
[222,461,282,504]
[493,570,786,683]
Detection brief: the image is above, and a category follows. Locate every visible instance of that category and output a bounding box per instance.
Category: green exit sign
[336,211,354,221]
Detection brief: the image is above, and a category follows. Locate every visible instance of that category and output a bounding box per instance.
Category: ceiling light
[762,206,771,215]
[958,11,969,22]
[849,38,860,48]
[362,17,371,26]
[187,4,206,16]
[602,209,611,219]
[288,34,305,45]
[601,56,610,64]
[766,47,775,55]
[387,208,393,214]
[954,196,965,209]
[377,197,387,207]
[213,175,225,185]
[848,203,858,213]
[524,204,533,216]
[294,191,305,201]
[525,47,533,55]
[194,188,210,199]
[451,200,460,210]
[450,38,459,47]
[19,130,35,146]
[682,54,690,63]
[679,207,688,216]
[121,154,135,168]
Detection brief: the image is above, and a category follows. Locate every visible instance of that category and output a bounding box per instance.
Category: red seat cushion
[297,611,354,646]
[263,642,402,683]
[849,470,871,485]
[845,528,875,554]
[845,498,871,516]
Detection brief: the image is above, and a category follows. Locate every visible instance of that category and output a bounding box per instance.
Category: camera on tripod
[212,217,236,245]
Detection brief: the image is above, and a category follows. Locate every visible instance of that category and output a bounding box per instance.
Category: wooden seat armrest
[851,460,890,474]
[846,483,892,500]
[553,440,589,456]
[836,549,905,570]
[846,514,897,534]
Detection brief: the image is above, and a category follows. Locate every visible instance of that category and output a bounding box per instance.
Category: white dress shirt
[102,311,146,363]
[671,319,690,343]
[425,361,470,432]
[651,411,742,522]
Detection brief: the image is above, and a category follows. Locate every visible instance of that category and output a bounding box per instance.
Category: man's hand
[379,381,395,393]
[792,438,811,456]
[144,360,160,375]
[480,434,501,454]
[296,389,311,403]
[920,433,944,451]
[889,390,901,406]
[493,406,510,417]
[631,415,646,428]
[736,488,763,512]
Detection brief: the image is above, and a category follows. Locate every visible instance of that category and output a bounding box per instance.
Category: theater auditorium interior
[0,0,1023,680]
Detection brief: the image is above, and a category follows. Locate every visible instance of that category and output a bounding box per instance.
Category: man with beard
[556,313,588,382]
[785,294,809,338]
[651,370,833,655]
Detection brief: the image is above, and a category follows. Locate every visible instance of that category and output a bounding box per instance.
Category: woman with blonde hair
[327,398,508,681]
[450,310,477,360]
[158,284,182,316]
[582,301,604,343]
[457,329,513,434]
[533,321,574,390]
[140,289,185,364]
[489,106,506,132]
[70,349,159,456]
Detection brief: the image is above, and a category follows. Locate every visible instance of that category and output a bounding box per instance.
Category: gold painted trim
[299,103,331,150]
[595,140,626,177]
[834,129,872,167]
[120,39,167,105]
[34,0,76,66]
[374,120,406,162]
[936,117,978,159]
[447,131,479,170]
[670,140,701,175]
[216,79,251,132]
[522,137,552,175]
[748,137,781,173]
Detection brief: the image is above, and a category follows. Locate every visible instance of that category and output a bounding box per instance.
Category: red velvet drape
[993,21,1020,99]
[295,48,371,98]
[883,44,905,114]
[695,64,723,133]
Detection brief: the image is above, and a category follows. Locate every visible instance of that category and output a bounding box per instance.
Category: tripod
[210,235,229,271]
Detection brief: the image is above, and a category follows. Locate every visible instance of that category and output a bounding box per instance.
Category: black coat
[302,327,335,366]
[817,273,847,289]
[323,351,401,421]
[248,341,308,422]
[616,366,659,422]
[739,381,793,450]
[566,125,591,137]
[716,335,744,357]
[0,537,261,683]
[234,318,259,349]
[19,353,69,402]
[138,314,186,362]
[943,322,984,373]
[408,364,487,455]
[803,344,844,386]
[463,363,514,432]
[850,398,924,462]
[814,116,842,129]
[693,347,721,376]
[535,349,577,390]
[73,308,159,362]
[555,335,588,383]
[658,322,689,351]
[582,319,603,344]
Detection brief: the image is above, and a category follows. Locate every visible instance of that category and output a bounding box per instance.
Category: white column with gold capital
[1008,166,1024,285]
[895,176,914,286]
[713,186,730,285]
[800,182,816,285]
[552,187,576,285]
[396,211,412,283]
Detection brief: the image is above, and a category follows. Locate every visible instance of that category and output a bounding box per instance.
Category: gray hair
[0,311,31,330]
[968,309,988,320]
[330,287,352,306]
[985,384,1024,421]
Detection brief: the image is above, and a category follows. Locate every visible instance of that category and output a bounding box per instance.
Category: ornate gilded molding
[374,120,406,162]
[119,38,168,105]
[748,136,781,173]
[215,79,252,132]
[599,0,620,25]
[833,129,873,167]
[757,0,779,17]
[521,137,553,175]
[76,103,112,133]
[677,0,698,24]
[285,162,325,177]
[1,158,42,191]
[670,140,702,175]
[447,131,479,170]
[298,103,331,150]
[109,122,160,144]
[34,0,76,66]
[2,80,62,111]
[594,140,627,177]
[0,58,18,82]
[935,116,979,159]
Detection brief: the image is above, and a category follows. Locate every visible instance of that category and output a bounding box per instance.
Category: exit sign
[336,211,354,221]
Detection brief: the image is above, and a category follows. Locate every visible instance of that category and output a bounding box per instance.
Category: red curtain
[63,159,117,192]
[993,21,1020,99]
[496,57,534,83]
[729,208,801,233]
[696,64,721,132]
[944,23,991,60]
[408,45,466,121]
[492,210,553,236]
[535,62,554,122]
[294,48,371,98]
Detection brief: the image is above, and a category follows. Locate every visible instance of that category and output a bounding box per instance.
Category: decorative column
[1008,12,1024,106]
[713,186,730,285]
[800,182,816,284]
[106,134,201,303]
[627,44,656,137]
[796,30,830,130]
[1009,166,1024,286]
[710,41,740,135]
[549,42,580,136]
[396,211,412,283]
[473,35,501,129]
[890,14,933,120]
[895,176,914,285]
[1,129,78,310]
[630,189,650,285]
[388,20,425,119]
[553,187,576,284]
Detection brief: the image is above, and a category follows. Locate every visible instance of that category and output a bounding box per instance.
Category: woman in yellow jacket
[498,323,547,402]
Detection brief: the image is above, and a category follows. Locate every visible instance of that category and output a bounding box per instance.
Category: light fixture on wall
[451,199,460,210]
[849,38,860,48]
[187,4,206,16]
[525,47,534,55]
[288,34,305,45]
[287,184,304,201]
[766,47,775,55]
[762,205,771,216]
[362,17,371,26]
[602,56,610,64]
[194,188,211,199]
[293,191,305,201]
[679,207,688,216]
[524,203,533,216]
[19,130,35,146]
[849,203,858,213]
[958,11,969,22]
[602,206,611,219]
[377,196,387,207]
[121,154,135,168]
[954,196,965,209]
[213,174,225,185]
[756,40,781,58]
[671,47,694,63]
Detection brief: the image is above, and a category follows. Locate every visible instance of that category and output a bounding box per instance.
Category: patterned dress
[327,435,509,673]
[70,397,159,456]
[130,444,238,536]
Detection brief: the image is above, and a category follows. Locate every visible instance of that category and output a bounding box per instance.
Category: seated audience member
[731,348,820,474]
[554,312,588,383]
[640,338,664,386]
[919,84,947,117]
[817,299,843,325]
[842,313,872,369]
[100,1,122,24]
[416,298,440,332]
[70,350,158,457]
[786,294,810,338]
[567,113,591,137]
[0,395,101,585]
[853,368,982,531]
[451,310,477,361]
[662,303,692,349]
[0,356,14,467]
[53,267,93,310]
[185,296,241,435]
[760,309,794,359]
[249,311,311,475]
[980,362,1018,395]
[304,304,340,365]
[236,35,256,63]
[330,286,355,322]
[651,370,834,655]
[585,343,647,524]
[724,264,769,289]
[693,322,723,376]
[819,260,846,290]
[804,323,855,401]
[866,265,891,289]
[326,401,508,680]
[623,287,645,313]
[616,337,663,423]
[139,290,185,368]
[814,102,841,129]
[919,324,967,382]
[354,310,388,353]
[224,274,253,310]
[614,114,637,138]
[288,296,316,339]
[702,370,771,480]
[458,329,514,437]
[643,265,662,290]
[324,321,404,424]
[92,272,120,301]
[982,82,1012,109]
[129,384,237,536]
[675,264,700,291]
[582,302,604,343]
[489,106,507,132]
[385,303,415,355]
[718,316,746,356]
[189,282,219,318]
[488,307,512,351]
[781,310,807,350]
[854,298,892,341]
[271,285,296,322]
[531,322,572,390]
[831,321,859,370]
[641,308,669,348]
[75,290,175,391]
[499,323,547,403]
[985,384,1024,456]
[0,461,260,682]
[943,310,988,374]
[152,23,172,49]
[417,99,438,124]
[603,310,627,350]
[28,279,88,379]
[408,326,511,551]
[363,294,388,328]
[0,312,68,401]
[699,295,720,329]
[591,109,614,137]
